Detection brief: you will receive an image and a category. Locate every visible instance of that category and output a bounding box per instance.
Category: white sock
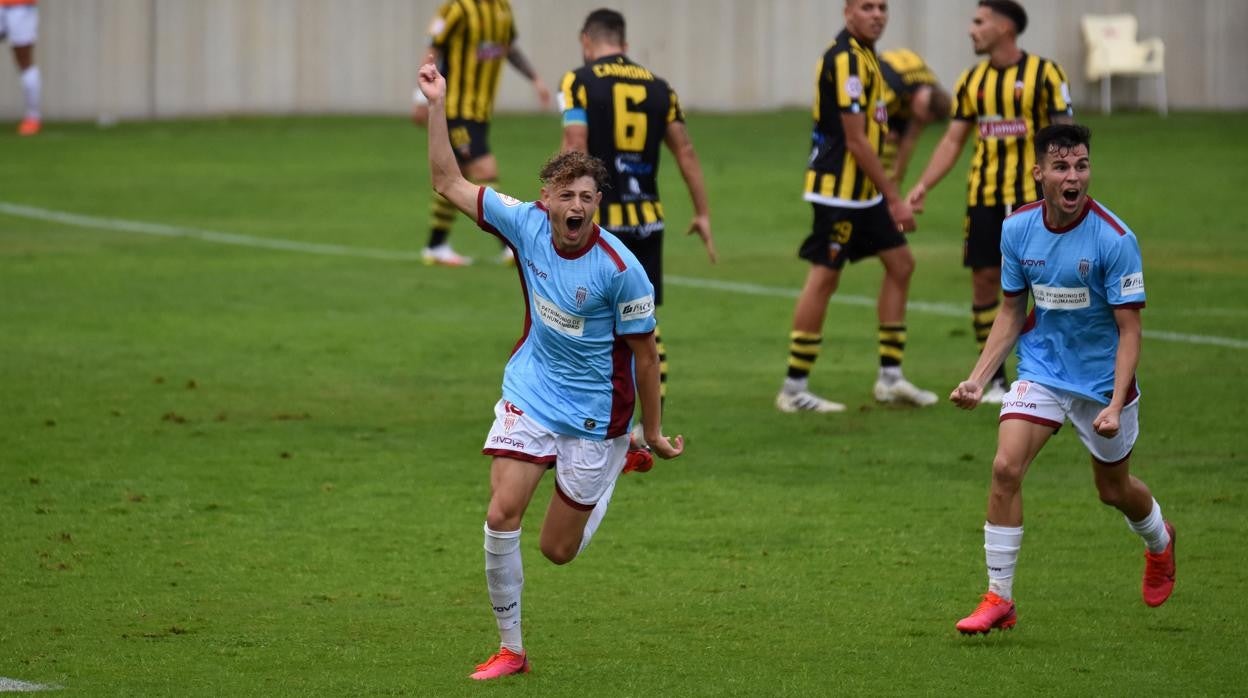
[483,524,523,653]
[1126,498,1170,554]
[21,66,40,120]
[878,366,902,383]
[782,376,808,395]
[576,477,618,556]
[984,522,1023,600]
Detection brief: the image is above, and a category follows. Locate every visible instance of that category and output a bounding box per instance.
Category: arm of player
[950,291,1028,409]
[841,112,914,232]
[663,121,716,264]
[411,49,442,127]
[418,61,479,216]
[891,119,925,187]
[624,332,684,460]
[507,47,551,109]
[906,119,972,212]
[1093,307,1142,437]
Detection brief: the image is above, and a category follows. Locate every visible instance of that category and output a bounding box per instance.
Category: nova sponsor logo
[492,601,518,613]
[1020,258,1046,267]
[1004,400,1039,409]
[1120,272,1145,295]
[534,294,585,336]
[1033,284,1090,310]
[490,435,526,449]
[525,259,548,279]
[619,295,655,322]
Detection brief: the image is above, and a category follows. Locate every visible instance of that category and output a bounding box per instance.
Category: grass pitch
[2,110,1247,695]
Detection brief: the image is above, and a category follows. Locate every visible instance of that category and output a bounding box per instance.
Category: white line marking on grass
[0,677,61,692]
[3,201,1245,350]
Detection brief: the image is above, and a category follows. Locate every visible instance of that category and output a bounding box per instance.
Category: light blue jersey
[1001,198,1146,404]
[476,186,657,439]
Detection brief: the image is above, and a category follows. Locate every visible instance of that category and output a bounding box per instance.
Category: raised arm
[906,119,973,212]
[663,121,716,263]
[418,61,480,216]
[950,291,1028,408]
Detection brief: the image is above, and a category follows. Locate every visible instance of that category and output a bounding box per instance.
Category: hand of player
[906,183,928,213]
[889,196,916,233]
[687,215,717,264]
[417,59,446,103]
[1093,406,1121,437]
[532,78,552,110]
[648,433,685,460]
[949,380,983,410]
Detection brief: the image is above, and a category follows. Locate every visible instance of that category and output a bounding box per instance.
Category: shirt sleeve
[1043,60,1075,117]
[832,49,870,114]
[1000,217,1027,295]
[428,1,462,49]
[611,266,657,336]
[558,71,586,127]
[477,186,533,249]
[1103,232,1146,307]
[667,84,686,124]
[951,68,976,121]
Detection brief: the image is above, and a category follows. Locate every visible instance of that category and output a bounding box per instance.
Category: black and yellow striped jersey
[952,52,1074,207]
[879,48,938,133]
[429,0,516,123]
[805,29,889,207]
[559,54,684,236]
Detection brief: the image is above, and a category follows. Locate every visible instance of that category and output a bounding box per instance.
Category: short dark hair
[1034,123,1091,162]
[979,0,1027,35]
[539,151,610,190]
[582,8,626,44]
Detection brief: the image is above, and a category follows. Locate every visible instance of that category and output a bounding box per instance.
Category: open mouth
[1062,188,1080,204]
[566,216,585,232]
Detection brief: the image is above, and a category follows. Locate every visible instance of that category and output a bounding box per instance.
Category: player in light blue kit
[948,124,1175,635]
[417,58,685,680]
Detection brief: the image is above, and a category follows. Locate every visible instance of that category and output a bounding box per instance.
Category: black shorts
[798,201,906,270]
[963,204,1022,269]
[615,228,665,306]
[447,119,491,165]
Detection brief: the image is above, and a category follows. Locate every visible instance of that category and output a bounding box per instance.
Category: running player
[949,124,1175,634]
[417,58,685,680]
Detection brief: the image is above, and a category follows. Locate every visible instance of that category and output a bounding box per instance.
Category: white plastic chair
[1081,14,1167,116]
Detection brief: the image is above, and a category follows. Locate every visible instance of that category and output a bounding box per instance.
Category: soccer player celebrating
[558,8,716,440]
[417,58,685,679]
[907,0,1074,404]
[777,0,934,413]
[949,124,1175,635]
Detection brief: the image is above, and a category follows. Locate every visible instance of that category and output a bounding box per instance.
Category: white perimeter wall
[1,0,1244,120]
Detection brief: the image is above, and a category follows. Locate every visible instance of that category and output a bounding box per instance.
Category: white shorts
[999,379,1140,464]
[0,5,38,47]
[482,399,628,510]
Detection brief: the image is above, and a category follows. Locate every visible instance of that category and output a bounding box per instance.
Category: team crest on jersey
[874,99,888,124]
[503,401,523,432]
[1078,258,1092,281]
[498,193,523,207]
[845,76,864,99]
[575,286,588,309]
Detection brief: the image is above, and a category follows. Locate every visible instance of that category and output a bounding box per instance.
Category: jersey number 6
[612,83,648,152]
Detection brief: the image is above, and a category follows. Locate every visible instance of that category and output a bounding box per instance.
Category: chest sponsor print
[1032,284,1090,310]
[534,294,585,337]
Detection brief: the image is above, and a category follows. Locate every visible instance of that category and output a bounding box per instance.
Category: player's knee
[540,538,578,565]
[990,455,1024,492]
[1095,480,1126,508]
[485,501,524,532]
